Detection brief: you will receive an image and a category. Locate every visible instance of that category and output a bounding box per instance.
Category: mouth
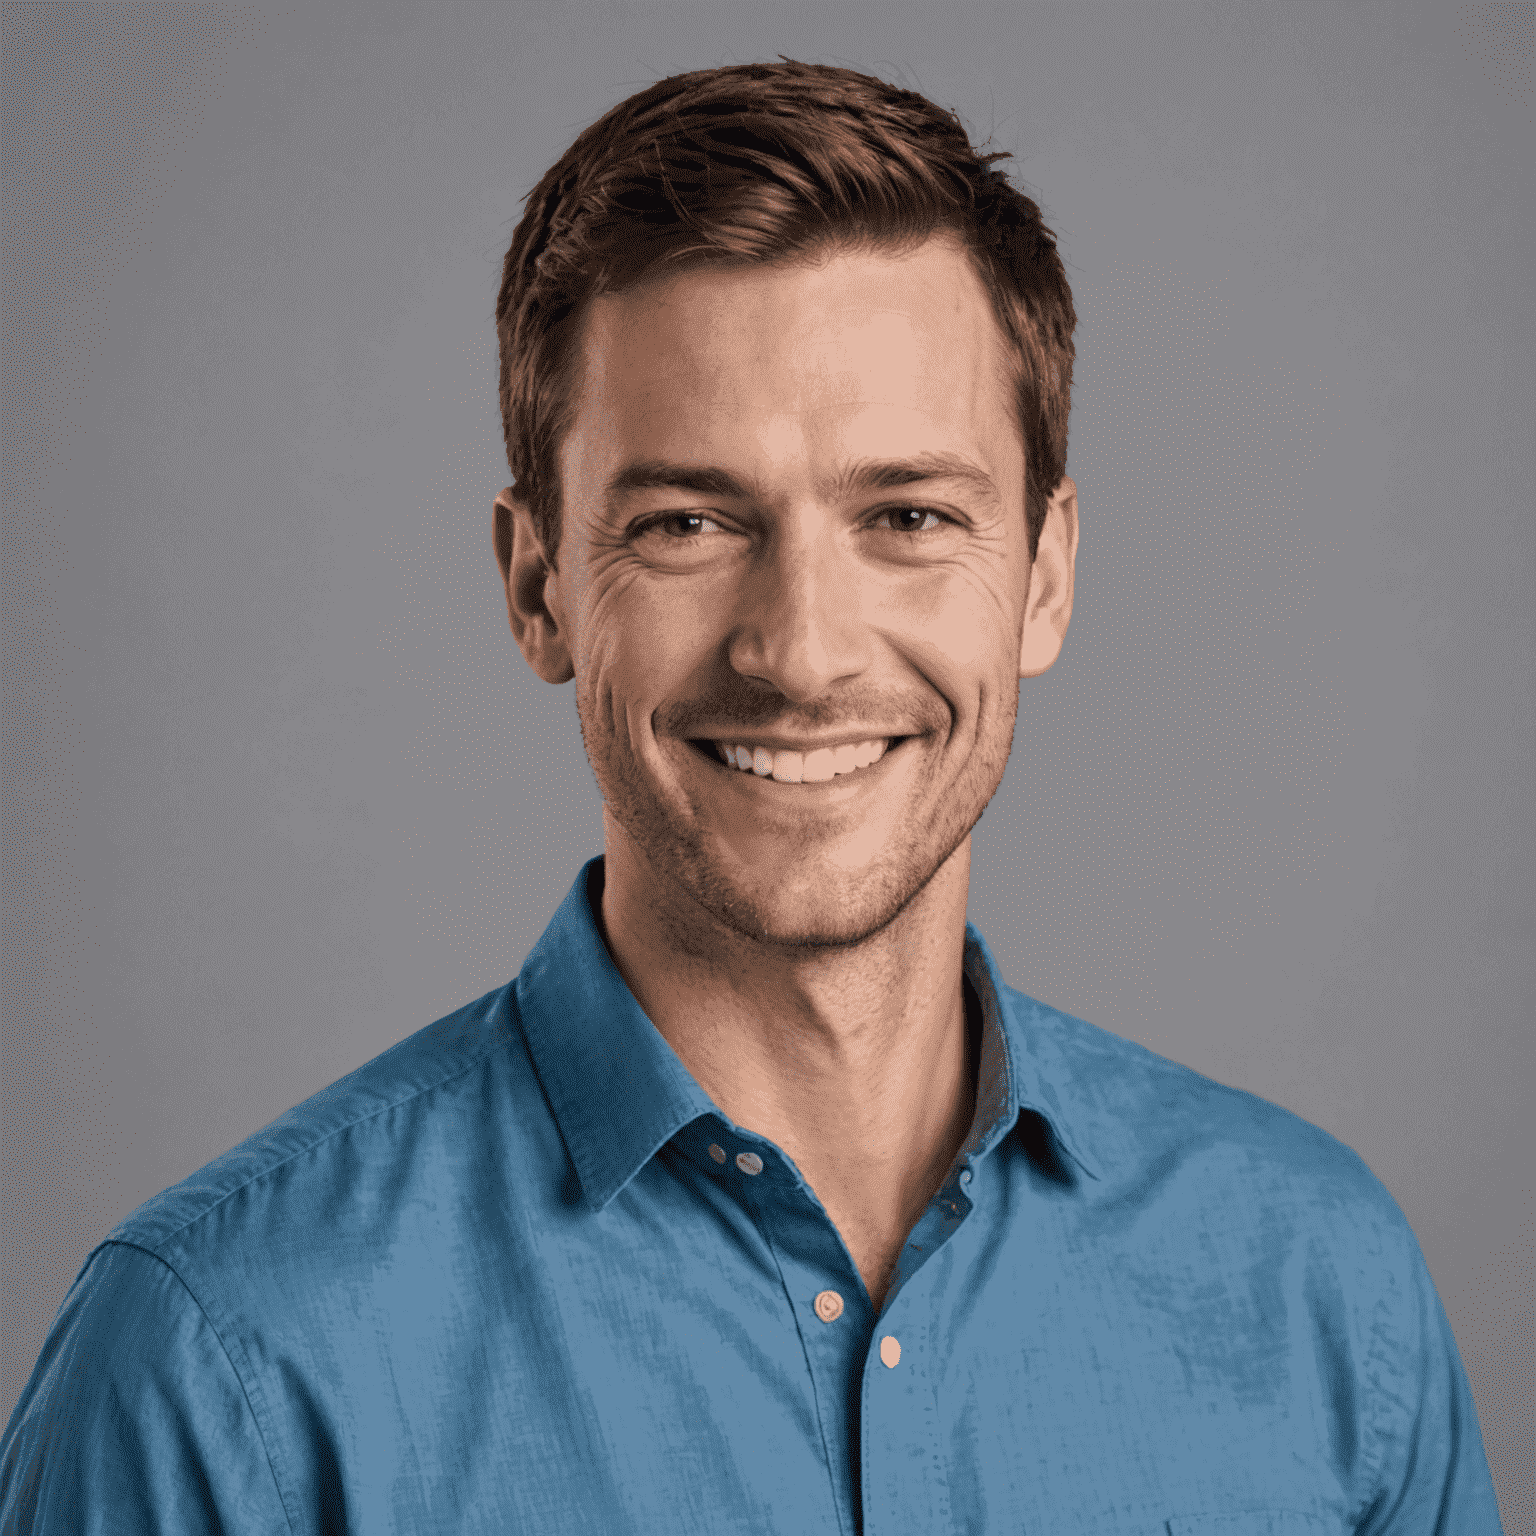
[685,736,908,784]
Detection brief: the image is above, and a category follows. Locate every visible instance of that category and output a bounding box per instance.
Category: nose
[726,511,870,704]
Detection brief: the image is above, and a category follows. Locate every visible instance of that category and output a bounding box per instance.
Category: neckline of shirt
[515,856,1101,1212]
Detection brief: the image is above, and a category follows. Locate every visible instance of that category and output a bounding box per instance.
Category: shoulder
[107,980,532,1265]
[1014,991,1449,1445]
[3,983,549,1526]
[0,1240,293,1529]
[1009,986,1414,1249]
[1005,990,1502,1527]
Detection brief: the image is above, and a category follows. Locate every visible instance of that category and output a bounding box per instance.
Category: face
[500,234,1076,951]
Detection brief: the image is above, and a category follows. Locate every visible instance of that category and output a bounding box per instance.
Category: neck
[596,820,979,1309]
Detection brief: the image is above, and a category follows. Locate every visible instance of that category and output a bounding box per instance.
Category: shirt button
[813,1290,844,1323]
[879,1335,902,1369]
[959,1169,972,1184]
[707,1143,727,1164]
[735,1151,764,1176]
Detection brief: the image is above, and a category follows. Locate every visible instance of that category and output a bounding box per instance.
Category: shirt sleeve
[1356,1226,1504,1535]
[1,1240,292,1536]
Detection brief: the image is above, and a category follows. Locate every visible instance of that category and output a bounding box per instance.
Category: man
[1,60,1501,1535]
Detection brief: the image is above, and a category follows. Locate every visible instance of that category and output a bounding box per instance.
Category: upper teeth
[714,739,890,783]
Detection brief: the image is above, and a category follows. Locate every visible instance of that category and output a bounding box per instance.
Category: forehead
[562,236,1022,500]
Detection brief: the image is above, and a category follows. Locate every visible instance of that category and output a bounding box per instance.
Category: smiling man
[499,229,1065,1312]
[1,60,1501,1536]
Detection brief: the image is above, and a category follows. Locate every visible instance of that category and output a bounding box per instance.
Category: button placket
[863,1290,949,1535]
[742,1165,869,1528]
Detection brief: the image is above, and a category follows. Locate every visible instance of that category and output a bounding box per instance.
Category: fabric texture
[1,856,1503,1534]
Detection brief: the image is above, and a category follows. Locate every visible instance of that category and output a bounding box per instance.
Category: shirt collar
[960,923,1102,1182]
[516,857,1100,1212]
[516,857,716,1212]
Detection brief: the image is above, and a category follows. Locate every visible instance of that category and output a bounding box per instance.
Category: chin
[641,816,965,955]
[708,863,913,951]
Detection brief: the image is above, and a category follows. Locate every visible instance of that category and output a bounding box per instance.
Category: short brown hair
[496,59,1076,564]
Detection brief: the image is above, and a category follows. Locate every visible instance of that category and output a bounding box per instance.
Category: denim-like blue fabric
[2,857,1502,1534]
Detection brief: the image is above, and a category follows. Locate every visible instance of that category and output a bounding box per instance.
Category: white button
[814,1290,844,1323]
[707,1143,727,1164]
[735,1151,764,1176]
[959,1169,972,1184]
[879,1335,902,1369]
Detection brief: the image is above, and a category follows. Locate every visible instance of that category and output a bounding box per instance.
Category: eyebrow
[605,461,753,502]
[832,452,1002,507]
[604,451,1001,510]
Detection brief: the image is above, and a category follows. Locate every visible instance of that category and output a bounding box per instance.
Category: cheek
[874,564,1017,675]
[576,566,718,721]
[571,566,642,715]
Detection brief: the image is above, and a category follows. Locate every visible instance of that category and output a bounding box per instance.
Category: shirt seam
[1355,1304,1391,1527]
[1349,1230,1402,1531]
[124,1021,513,1255]
[1353,1221,1461,1536]
[99,1239,298,1536]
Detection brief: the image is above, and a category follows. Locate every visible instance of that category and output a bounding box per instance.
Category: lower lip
[687,738,906,788]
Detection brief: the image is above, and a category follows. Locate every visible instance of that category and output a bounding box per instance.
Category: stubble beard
[574,682,1020,959]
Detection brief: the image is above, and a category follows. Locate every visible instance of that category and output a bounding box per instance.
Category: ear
[1018,475,1079,679]
[494,486,574,684]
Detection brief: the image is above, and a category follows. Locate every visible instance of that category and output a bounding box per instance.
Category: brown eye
[648,513,722,538]
[879,506,946,533]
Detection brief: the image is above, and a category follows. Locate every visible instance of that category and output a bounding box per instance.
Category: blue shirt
[1,857,1501,1534]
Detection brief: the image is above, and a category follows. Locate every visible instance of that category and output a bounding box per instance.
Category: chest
[245,1155,1365,1535]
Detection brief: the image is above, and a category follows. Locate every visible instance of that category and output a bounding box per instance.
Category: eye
[637,512,726,540]
[875,506,951,533]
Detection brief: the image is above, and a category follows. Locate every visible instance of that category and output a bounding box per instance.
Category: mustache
[658,676,939,740]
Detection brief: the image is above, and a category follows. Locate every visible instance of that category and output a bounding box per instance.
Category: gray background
[4,0,1531,1524]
